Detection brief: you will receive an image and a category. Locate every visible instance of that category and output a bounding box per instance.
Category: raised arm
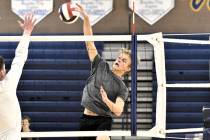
[7,14,36,86]
[76,3,98,62]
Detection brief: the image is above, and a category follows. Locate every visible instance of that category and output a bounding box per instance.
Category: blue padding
[167,102,210,112]
[0,49,79,59]
[21,70,89,80]
[0,49,15,58]
[0,42,18,49]
[24,59,90,70]
[27,50,88,59]
[166,123,202,129]
[167,91,210,102]
[165,42,210,49]
[165,49,210,59]
[30,41,103,50]
[22,112,82,122]
[17,91,82,101]
[0,41,103,50]
[18,80,86,91]
[166,70,209,81]
[30,42,86,50]
[31,122,80,131]
[0,49,89,59]
[166,80,210,84]
[166,59,209,70]
[166,113,202,123]
[20,101,82,112]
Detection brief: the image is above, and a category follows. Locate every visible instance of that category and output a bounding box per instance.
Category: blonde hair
[120,48,131,56]
[118,48,132,76]
[119,47,140,71]
[119,48,132,67]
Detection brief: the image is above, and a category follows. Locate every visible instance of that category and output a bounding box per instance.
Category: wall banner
[73,0,113,26]
[129,0,175,25]
[12,0,53,24]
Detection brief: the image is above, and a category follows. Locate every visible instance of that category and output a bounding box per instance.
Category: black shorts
[79,114,112,140]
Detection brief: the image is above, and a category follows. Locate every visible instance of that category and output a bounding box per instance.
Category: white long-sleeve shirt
[0,35,30,140]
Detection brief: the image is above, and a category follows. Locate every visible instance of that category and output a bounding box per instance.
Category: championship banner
[73,0,113,25]
[129,0,174,25]
[12,0,53,24]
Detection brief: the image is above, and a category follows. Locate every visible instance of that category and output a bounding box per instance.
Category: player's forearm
[83,15,98,61]
[16,35,30,54]
[18,27,31,56]
[104,99,123,117]
[13,35,30,65]
[7,35,30,86]
[83,14,92,36]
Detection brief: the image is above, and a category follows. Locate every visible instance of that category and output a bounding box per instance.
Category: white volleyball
[58,2,80,24]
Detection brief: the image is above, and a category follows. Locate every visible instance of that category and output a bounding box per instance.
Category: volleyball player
[76,4,131,140]
[0,14,36,140]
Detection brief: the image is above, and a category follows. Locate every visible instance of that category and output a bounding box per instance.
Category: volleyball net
[1,33,210,139]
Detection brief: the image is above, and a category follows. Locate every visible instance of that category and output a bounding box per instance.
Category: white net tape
[21,131,131,138]
[0,35,209,44]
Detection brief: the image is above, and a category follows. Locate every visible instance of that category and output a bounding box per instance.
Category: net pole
[131,33,137,136]
[131,0,137,136]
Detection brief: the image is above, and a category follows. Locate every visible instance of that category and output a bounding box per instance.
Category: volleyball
[58,2,80,24]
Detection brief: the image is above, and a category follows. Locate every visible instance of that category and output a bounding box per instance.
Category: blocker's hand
[18,13,36,36]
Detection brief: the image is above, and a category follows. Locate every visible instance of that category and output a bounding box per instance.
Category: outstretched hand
[18,13,36,36]
[75,3,88,18]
